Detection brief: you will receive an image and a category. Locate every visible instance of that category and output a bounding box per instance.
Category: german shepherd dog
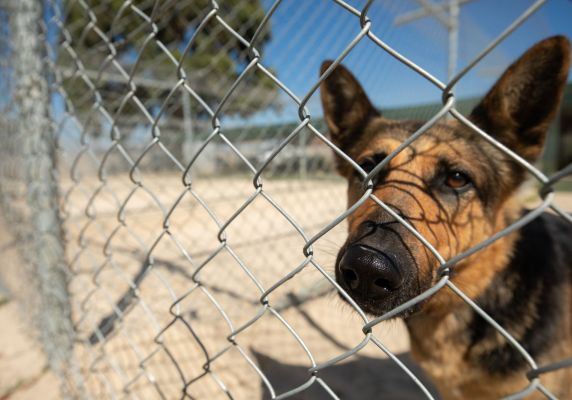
[320,36,572,399]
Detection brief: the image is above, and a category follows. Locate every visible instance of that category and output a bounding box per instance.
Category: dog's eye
[445,170,472,190]
[358,153,387,174]
[359,158,377,174]
[356,153,389,186]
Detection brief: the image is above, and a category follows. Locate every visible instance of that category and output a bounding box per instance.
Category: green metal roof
[219,82,572,142]
[562,82,572,108]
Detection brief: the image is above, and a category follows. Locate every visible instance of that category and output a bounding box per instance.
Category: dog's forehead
[356,117,476,159]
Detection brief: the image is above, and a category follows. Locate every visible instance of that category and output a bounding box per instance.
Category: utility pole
[394,0,474,82]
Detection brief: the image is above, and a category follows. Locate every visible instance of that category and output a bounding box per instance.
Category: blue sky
[223,0,572,126]
[34,0,572,132]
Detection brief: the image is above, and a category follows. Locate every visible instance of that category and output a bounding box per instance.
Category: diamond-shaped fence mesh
[0,0,571,399]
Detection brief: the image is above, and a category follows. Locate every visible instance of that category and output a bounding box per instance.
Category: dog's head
[321,36,570,316]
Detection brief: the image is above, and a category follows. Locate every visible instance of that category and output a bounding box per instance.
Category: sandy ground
[0,299,61,400]
[0,174,571,400]
[0,206,62,400]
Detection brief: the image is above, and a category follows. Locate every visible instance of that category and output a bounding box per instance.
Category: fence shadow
[254,350,439,400]
[251,292,440,399]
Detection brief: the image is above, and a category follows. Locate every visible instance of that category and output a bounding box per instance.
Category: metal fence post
[182,89,195,165]
[9,0,79,397]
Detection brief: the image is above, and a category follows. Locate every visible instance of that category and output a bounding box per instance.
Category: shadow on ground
[254,350,440,400]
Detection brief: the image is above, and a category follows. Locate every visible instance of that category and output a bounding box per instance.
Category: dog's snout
[338,244,403,298]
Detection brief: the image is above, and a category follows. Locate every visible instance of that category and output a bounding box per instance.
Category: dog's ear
[469,36,570,162]
[320,61,379,152]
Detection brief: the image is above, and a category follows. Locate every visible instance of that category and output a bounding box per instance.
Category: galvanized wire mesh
[0,0,571,399]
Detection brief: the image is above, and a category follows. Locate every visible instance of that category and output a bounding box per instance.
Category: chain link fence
[0,0,571,399]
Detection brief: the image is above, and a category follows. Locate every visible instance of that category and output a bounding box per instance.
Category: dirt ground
[0,299,60,400]
[1,175,571,400]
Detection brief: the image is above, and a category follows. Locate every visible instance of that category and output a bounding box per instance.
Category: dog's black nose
[338,244,403,298]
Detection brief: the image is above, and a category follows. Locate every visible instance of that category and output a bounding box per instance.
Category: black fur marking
[467,212,572,374]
